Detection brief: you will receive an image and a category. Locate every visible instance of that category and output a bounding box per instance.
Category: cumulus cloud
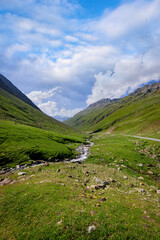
[38,101,58,116]
[27,87,61,105]
[0,0,160,118]
[87,44,160,104]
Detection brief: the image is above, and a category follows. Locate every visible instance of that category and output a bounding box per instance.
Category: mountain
[0,74,85,169]
[64,82,160,138]
[0,74,40,111]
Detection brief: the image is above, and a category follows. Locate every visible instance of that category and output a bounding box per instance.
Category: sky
[0,0,160,120]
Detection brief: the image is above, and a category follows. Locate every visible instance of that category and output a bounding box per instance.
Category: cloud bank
[0,0,160,118]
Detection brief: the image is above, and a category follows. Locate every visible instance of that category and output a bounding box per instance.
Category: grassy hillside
[64,82,160,138]
[0,80,86,169]
[0,74,40,110]
[0,134,160,239]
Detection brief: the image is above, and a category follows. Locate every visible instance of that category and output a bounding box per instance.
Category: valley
[0,75,159,240]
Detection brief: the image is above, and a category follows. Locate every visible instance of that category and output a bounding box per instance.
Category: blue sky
[0,0,160,119]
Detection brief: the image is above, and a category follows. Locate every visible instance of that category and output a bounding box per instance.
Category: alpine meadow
[0,1,160,240]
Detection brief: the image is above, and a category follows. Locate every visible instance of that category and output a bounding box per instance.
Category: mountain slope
[64,82,160,137]
[0,75,85,169]
[0,74,40,111]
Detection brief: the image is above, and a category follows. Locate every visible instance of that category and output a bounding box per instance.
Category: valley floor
[0,134,160,240]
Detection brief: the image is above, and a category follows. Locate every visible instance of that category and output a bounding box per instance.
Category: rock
[99,197,106,202]
[94,177,109,186]
[87,225,96,233]
[137,188,146,194]
[56,169,60,172]
[148,171,154,175]
[137,163,143,167]
[140,182,145,186]
[0,178,12,186]
[56,220,63,225]
[157,190,160,194]
[90,210,95,216]
[45,162,50,166]
[83,171,89,175]
[147,164,154,167]
[68,175,73,178]
[123,176,128,180]
[10,180,17,185]
[16,165,20,169]
[95,184,106,189]
[84,179,89,185]
[18,172,26,176]
[117,167,121,171]
[138,176,144,180]
[109,178,116,182]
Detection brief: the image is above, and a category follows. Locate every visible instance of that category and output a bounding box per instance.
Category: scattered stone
[83,171,89,175]
[84,179,89,185]
[99,197,106,202]
[96,203,101,207]
[137,163,143,167]
[129,183,135,187]
[57,169,60,173]
[95,184,106,190]
[109,178,116,183]
[56,220,63,225]
[0,178,12,186]
[140,170,145,174]
[16,165,20,169]
[147,164,154,167]
[68,175,73,178]
[136,188,146,194]
[138,176,144,180]
[117,167,121,171]
[157,190,160,194]
[45,162,50,166]
[140,182,145,186]
[123,176,128,180]
[18,172,26,176]
[87,225,96,233]
[10,180,17,185]
[90,210,95,216]
[148,171,154,175]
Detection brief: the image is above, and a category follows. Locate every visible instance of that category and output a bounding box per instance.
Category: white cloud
[54,107,83,118]
[87,45,160,105]
[27,87,61,105]
[6,43,31,58]
[0,0,160,118]
[38,101,58,116]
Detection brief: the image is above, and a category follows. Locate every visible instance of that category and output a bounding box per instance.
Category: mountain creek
[0,141,94,175]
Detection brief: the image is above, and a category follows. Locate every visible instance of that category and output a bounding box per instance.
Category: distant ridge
[0,74,40,111]
[64,82,160,137]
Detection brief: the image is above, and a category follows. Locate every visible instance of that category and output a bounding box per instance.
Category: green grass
[87,134,160,183]
[0,87,79,134]
[65,83,160,138]
[0,120,86,169]
[0,148,160,239]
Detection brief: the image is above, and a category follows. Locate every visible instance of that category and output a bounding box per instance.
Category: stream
[68,141,94,163]
[0,141,94,174]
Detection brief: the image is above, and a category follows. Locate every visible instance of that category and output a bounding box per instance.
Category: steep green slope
[0,74,40,110]
[64,82,160,138]
[0,87,79,134]
[0,77,85,169]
